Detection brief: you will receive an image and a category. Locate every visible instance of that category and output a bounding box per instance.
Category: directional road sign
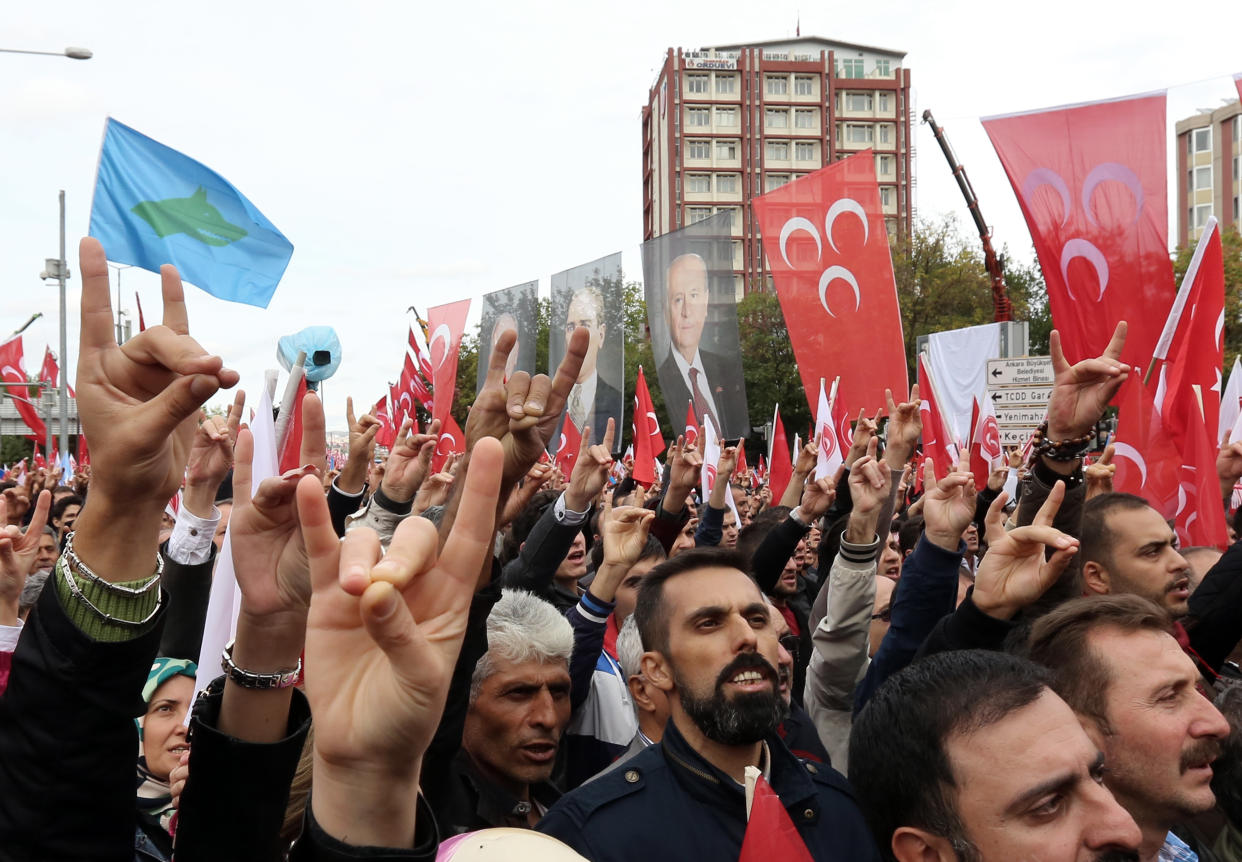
[987,356,1054,387]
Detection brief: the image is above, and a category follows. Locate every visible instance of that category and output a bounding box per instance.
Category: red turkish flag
[1176,405,1229,550]
[917,355,960,480]
[399,352,433,413]
[756,454,767,483]
[683,400,699,447]
[834,391,853,451]
[0,336,47,442]
[1155,218,1225,447]
[1112,375,1183,520]
[408,326,434,382]
[554,415,582,476]
[432,413,465,473]
[278,376,308,474]
[388,381,407,438]
[39,348,58,391]
[1235,73,1242,106]
[77,432,89,466]
[735,442,748,480]
[982,92,1175,367]
[969,395,1004,491]
[632,367,662,486]
[768,405,794,503]
[738,773,814,862]
[373,395,395,449]
[752,151,907,417]
[135,291,147,332]
[426,300,471,429]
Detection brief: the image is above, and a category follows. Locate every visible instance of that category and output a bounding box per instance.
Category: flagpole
[57,190,69,459]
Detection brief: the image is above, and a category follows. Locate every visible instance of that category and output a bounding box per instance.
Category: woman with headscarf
[134,657,196,861]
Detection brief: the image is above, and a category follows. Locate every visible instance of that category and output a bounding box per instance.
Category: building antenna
[796,12,800,37]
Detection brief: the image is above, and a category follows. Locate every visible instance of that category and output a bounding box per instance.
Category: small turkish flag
[554,416,582,476]
[739,772,814,862]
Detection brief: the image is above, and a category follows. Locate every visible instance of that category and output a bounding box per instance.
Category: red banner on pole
[0,336,47,442]
[426,299,471,429]
[632,367,661,486]
[982,92,1175,367]
[752,151,907,418]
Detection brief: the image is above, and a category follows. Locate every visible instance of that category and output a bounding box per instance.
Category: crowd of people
[1,238,1241,862]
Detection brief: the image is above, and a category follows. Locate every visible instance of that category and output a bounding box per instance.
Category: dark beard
[676,653,789,745]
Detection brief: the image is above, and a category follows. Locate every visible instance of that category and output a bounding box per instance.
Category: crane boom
[921,109,1012,322]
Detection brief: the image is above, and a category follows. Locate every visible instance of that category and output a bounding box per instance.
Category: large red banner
[0,336,47,442]
[982,92,1175,367]
[752,151,907,418]
[426,299,471,429]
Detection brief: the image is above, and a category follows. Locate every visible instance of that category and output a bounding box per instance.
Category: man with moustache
[537,548,879,861]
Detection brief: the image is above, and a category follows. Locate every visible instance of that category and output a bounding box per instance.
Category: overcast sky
[3,0,1238,432]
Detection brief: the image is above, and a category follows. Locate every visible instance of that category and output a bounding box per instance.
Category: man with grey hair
[593,616,670,777]
[434,589,574,835]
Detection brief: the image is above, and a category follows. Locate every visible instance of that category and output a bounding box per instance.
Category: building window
[687,174,711,193]
[767,140,790,160]
[885,218,899,234]
[846,92,873,112]
[718,206,741,232]
[687,140,711,160]
[795,109,816,129]
[877,92,891,112]
[1194,128,1212,153]
[716,140,738,160]
[795,141,816,161]
[794,76,814,96]
[686,74,709,94]
[686,107,711,127]
[846,124,874,144]
[765,174,790,192]
[688,207,713,224]
[880,186,894,207]
[716,107,737,126]
[875,59,891,76]
[878,124,892,144]
[1195,203,1213,228]
[716,74,737,94]
[876,154,894,175]
[766,75,788,95]
[765,108,789,128]
[717,173,739,193]
[841,58,865,78]
[1195,166,1212,190]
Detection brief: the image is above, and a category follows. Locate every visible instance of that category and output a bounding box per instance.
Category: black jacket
[537,718,880,862]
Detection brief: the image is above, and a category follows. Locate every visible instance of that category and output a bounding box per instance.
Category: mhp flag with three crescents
[89,118,293,308]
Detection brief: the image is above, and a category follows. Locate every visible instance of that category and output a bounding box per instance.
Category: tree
[737,290,812,446]
[1173,224,1242,368]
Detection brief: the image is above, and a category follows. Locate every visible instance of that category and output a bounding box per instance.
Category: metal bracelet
[59,559,163,628]
[63,531,163,596]
[220,639,302,690]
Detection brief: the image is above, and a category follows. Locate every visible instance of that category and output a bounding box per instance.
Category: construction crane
[920,109,1013,322]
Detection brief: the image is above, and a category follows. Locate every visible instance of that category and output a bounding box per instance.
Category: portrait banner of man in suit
[548,251,624,449]
[641,212,749,440]
[477,280,538,393]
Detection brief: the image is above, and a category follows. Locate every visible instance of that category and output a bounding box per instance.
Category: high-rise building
[641,36,913,297]
[1175,101,1241,246]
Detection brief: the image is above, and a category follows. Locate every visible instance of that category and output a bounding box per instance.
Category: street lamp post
[40,191,70,458]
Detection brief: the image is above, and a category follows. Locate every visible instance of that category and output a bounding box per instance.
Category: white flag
[815,378,843,480]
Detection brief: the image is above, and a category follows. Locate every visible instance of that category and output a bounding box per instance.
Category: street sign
[989,387,1052,406]
[995,406,1047,426]
[999,427,1035,446]
[987,356,1054,387]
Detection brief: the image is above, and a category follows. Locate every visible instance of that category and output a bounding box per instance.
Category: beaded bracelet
[1030,420,1094,463]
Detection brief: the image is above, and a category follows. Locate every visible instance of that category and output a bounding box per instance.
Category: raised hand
[381,418,440,504]
[184,389,245,517]
[847,437,890,516]
[566,418,616,511]
[846,410,880,467]
[499,462,553,530]
[0,491,51,625]
[1085,442,1115,500]
[72,238,239,580]
[921,453,977,552]
[883,383,922,468]
[298,437,504,849]
[1045,322,1127,443]
[600,499,656,571]
[800,471,840,521]
[972,482,1079,620]
[794,433,819,475]
[465,329,587,488]
[664,434,703,513]
[338,396,381,495]
[1218,431,1242,500]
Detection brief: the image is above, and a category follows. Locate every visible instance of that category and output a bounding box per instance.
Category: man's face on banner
[666,254,709,362]
[565,290,605,383]
[490,312,519,379]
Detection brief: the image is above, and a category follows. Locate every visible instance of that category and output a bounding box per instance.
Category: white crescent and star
[779,217,821,268]
[818,266,861,318]
[1111,442,1148,487]
[1082,163,1144,227]
[429,324,452,370]
[825,199,868,254]
[437,431,457,454]
[1060,238,1110,301]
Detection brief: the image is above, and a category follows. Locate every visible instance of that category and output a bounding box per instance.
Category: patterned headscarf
[136,657,197,835]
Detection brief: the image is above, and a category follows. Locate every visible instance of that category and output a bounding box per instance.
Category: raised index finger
[545,327,589,420]
[78,238,118,354]
[484,329,518,390]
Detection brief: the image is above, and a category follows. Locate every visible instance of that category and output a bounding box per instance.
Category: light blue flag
[89,118,293,308]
